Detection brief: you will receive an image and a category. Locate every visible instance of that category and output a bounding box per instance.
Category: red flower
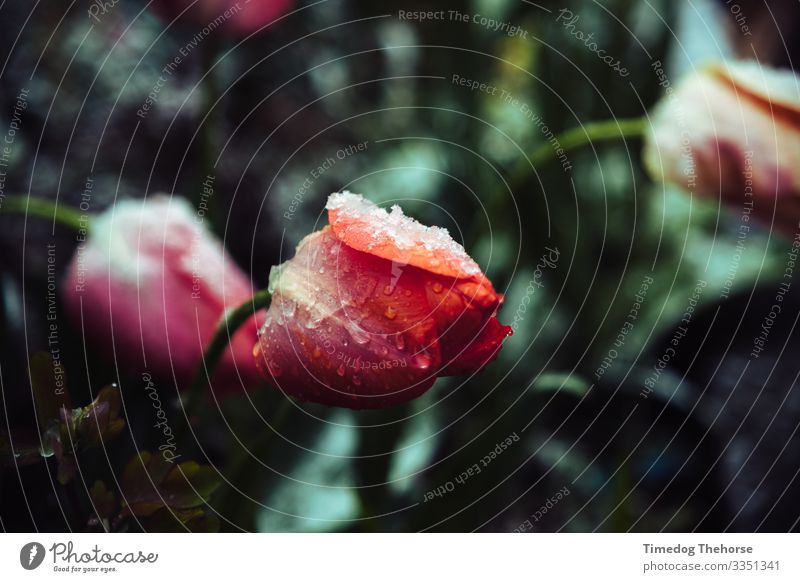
[151,0,293,36]
[62,196,262,394]
[644,61,800,236]
[254,192,511,409]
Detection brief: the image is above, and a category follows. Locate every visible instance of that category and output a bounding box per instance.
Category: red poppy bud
[255,192,511,409]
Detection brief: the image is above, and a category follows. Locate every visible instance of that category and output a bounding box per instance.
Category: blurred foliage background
[1,0,800,532]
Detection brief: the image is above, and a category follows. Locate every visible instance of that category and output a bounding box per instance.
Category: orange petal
[326,191,483,281]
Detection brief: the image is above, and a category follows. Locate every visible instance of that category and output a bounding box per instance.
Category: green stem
[520,116,648,179]
[214,396,294,526]
[177,288,273,440]
[1,195,86,232]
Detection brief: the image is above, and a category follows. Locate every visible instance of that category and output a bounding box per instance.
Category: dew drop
[347,323,371,345]
[352,374,362,386]
[282,299,297,318]
[432,282,443,293]
[268,361,282,377]
[384,306,397,320]
[394,334,405,350]
[413,353,432,370]
[383,284,394,295]
[403,289,412,297]
[336,364,346,377]
[306,313,323,329]
[312,346,322,359]
[379,345,389,357]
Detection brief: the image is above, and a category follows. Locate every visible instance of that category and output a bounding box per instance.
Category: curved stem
[1,195,86,232]
[470,117,648,248]
[521,116,648,178]
[177,288,272,440]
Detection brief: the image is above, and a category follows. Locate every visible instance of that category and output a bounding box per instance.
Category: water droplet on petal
[413,353,432,370]
[379,345,389,357]
[306,313,323,329]
[352,374,362,386]
[347,323,371,345]
[312,346,322,359]
[394,334,405,350]
[404,289,412,297]
[268,361,282,377]
[336,364,346,377]
[432,282,443,293]
[383,284,394,295]
[319,267,325,274]
[384,306,397,320]
[342,339,349,347]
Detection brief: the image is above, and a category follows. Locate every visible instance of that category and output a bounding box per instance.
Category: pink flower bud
[63,196,262,394]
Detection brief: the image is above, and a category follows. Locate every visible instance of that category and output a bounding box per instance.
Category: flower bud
[644,61,800,236]
[255,192,511,409]
[63,196,262,394]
